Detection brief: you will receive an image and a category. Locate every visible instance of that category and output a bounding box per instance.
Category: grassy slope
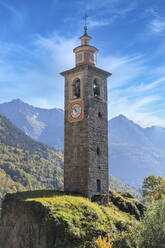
[18,190,138,248]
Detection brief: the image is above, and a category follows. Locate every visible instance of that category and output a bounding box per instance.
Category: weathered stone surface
[118,192,134,199]
[0,190,144,248]
[62,64,111,198]
[91,194,109,206]
[61,30,111,199]
[0,193,51,248]
[108,191,145,220]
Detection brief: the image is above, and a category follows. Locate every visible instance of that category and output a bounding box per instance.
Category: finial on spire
[83,14,88,35]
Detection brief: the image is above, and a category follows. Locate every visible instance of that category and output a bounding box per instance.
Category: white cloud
[0,33,79,109]
[108,73,165,127]
[85,0,135,16]
[98,51,165,127]
[88,19,110,28]
[0,31,165,128]
[151,19,165,33]
[35,34,77,71]
[78,0,136,30]
[99,55,146,89]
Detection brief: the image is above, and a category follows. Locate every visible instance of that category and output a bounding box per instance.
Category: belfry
[61,25,111,198]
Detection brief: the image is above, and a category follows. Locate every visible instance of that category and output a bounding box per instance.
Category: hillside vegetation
[1,100,165,188]
[0,112,141,199]
[1,190,140,248]
[0,112,63,195]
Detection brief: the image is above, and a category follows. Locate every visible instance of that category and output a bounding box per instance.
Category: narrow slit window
[93,79,100,97]
[97,146,100,156]
[97,179,101,192]
[72,79,80,99]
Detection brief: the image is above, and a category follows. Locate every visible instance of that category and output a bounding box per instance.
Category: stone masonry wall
[63,64,110,198]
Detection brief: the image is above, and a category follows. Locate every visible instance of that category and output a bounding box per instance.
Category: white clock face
[71,104,82,119]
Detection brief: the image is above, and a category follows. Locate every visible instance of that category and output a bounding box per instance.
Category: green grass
[25,190,137,247]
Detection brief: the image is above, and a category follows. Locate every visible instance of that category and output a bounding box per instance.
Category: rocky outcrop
[0,190,145,248]
[108,191,145,220]
[90,191,144,220]
[0,193,51,248]
[91,194,109,206]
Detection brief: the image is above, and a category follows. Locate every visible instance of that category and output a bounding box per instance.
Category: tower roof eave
[60,64,112,77]
[80,34,92,40]
[73,45,98,53]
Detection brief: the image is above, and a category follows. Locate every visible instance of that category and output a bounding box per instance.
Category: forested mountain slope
[1,100,165,187]
[0,112,141,200]
[0,112,64,196]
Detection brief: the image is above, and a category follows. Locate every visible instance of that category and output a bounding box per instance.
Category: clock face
[71,103,82,119]
[89,53,96,65]
[76,52,83,63]
[90,53,94,61]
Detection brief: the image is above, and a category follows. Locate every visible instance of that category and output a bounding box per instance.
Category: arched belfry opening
[93,79,100,97]
[72,79,80,99]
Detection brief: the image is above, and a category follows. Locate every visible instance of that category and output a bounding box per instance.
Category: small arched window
[93,79,100,97]
[72,79,80,99]
[97,179,101,193]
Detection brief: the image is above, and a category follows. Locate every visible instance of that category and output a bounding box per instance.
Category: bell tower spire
[61,23,111,198]
[73,20,98,67]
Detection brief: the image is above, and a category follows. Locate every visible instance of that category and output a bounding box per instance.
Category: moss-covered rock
[0,190,140,248]
[108,191,145,220]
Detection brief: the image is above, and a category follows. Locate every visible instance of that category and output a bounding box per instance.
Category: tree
[136,198,165,248]
[142,174,165,202]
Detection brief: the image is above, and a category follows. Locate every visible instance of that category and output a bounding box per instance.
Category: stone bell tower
[61,26,111,198]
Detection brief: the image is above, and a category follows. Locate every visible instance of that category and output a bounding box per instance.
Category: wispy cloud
[108,72,165,127]
[35,33,77,70]
[85,0,135,15]
[146,8,165,34]
[0,33,78,109]
[0,1,24,23]
[0,30,165,127]
[78,0,136,30]
[151,19,165,33]
[99,55,146,89]
[88,18,110,28]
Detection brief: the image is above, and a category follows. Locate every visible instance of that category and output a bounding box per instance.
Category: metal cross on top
[83,14,88,26]
[83,14,88,35]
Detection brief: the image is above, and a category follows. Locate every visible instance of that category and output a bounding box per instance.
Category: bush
[97,235,113,248]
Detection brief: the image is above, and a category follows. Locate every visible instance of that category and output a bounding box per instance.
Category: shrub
[97,235,113,248]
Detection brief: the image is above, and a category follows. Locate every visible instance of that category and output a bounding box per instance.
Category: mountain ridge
[0,99,165,187]
[0,111,141,200]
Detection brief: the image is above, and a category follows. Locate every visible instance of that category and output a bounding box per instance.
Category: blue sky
[0,0,165,127]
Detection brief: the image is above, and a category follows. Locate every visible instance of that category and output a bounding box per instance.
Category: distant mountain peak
[0,99,64,149]
[11,99,23,104]
[117,114,128,120]
[111,114,131,124]
[118,114,126,118]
